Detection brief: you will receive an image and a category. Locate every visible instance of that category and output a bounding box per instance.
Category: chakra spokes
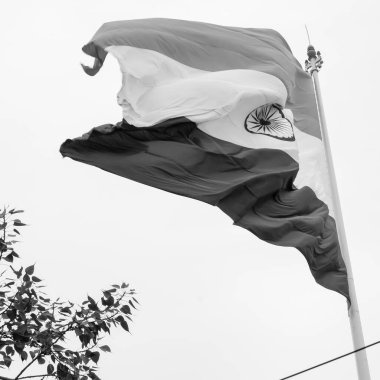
[244,104,295,141]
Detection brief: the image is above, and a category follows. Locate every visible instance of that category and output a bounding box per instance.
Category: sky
[1,1,379,379]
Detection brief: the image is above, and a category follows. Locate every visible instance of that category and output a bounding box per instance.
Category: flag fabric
[60,18,349,301]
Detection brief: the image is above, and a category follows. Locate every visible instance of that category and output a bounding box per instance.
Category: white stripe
[293,128,334,217]
[106,45,288,127]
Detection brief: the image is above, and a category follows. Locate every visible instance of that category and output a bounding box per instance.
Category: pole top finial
[304,26,324,74]
[307,45,317,60]
[305,45,323,74]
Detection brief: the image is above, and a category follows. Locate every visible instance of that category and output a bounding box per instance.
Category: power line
[280,339,380,379]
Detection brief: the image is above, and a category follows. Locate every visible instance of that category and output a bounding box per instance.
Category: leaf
[120,305,131,315]
[90,351,100,364]
[6,309,16,320]
[3,356,11,367]
[37,356,46,364]
[9,210,24,214]
[20,351,28,361]
[121,282,129,288]
[32,276,42,282]
[79,334,91,347]
[99,345,111,352]
[101,295,114,307]
[10,265,23,278]
[53,344,65,351]
[60,307,72,314]
[57,363,69,378]
[4,254,14,263]
[3,250,19,262]
[25,264,34,275]
[13,229,20,235]
[88,303,99,311]
[116,315,129,332]
[13,220,26,226]
[89,372,101,380]
[47,363,54,374]
[102,290,111,298]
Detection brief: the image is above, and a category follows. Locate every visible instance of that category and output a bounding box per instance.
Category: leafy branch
[0,207,138,380]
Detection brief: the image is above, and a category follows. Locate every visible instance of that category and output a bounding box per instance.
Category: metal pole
[305,45,371,380]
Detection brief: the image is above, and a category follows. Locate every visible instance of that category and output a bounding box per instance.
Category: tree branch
[0,375,56,380]
[13,352,41,380]
[18,374,55,379]
[1,211,7,261]
[14,322,74,380]
[0,375,14,380]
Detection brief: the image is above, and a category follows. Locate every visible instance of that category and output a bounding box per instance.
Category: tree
[0,207,138,380]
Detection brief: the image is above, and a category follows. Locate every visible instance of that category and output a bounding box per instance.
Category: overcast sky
[1,1,379,379]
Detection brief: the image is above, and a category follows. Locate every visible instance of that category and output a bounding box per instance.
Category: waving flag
[60,19,349,300]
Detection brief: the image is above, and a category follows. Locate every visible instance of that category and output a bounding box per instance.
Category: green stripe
[60,117,348,300]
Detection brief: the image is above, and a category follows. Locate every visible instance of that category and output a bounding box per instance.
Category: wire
[280,339,380,379]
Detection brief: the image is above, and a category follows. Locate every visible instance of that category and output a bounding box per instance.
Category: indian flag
[60,18,349,301]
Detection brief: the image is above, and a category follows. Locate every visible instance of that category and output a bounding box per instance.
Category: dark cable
[280,339,380,379]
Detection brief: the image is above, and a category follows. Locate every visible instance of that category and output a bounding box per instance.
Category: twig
[19,375,55,379]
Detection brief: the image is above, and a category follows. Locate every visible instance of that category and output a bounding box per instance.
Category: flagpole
[305,46,371,380]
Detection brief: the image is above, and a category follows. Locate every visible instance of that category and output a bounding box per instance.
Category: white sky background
[1,1,379,379]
